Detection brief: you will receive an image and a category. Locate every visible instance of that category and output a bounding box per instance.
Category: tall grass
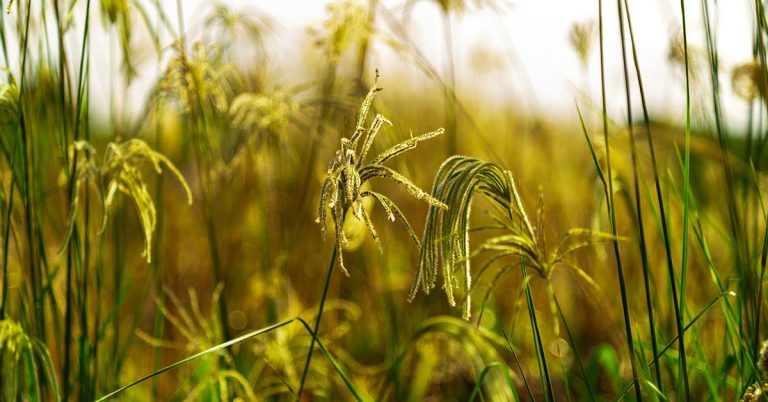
[0,0,767,400]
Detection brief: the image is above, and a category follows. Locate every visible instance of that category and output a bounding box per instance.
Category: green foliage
[3,0,768,400]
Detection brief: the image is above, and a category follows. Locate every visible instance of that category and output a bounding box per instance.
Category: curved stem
[297,244,339,400]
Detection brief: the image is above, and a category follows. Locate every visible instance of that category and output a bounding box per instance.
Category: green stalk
[110,206,125,387]
[616,0,691,396]
[614,291,728,400]
[63,213,75,400]
[522,267,554,401]
[75,2,92,398]
[621,0,675,393]
[676,0,693,397]
[297,234,341,400]
[553,295,595,401]
[92,235,105,399]
[0,47,20,318]
[0,153,14,319]
[709,0,763,382]
[17,0,44,344]
[57,0,76,394]
[61,1,93,398]
[150,32,167,402]
[597,0,642,398]
[616,0,662,392]
[501,328,535,401]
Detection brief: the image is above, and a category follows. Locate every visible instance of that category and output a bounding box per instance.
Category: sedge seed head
[316,71,444,275]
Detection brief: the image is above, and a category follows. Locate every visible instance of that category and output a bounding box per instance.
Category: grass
[0,0,767,400]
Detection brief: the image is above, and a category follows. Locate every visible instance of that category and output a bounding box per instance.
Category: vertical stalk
[677,0,693,397]
[297,244,340,400]
[622,0,681,392]
[616,0,662,391]
[0,0,13,321]
[597,0,642,399]
[0,129,18,322]
[18,0,43,344]
[150,21,167,399]
[522,267,554,401]
[553,295,595,401]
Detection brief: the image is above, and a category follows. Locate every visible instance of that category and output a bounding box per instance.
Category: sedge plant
[407,155,617,399]
[301,70,445,399]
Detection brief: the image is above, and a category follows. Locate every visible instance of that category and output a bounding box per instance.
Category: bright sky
[259,0,755,128]
[117,0,757,130]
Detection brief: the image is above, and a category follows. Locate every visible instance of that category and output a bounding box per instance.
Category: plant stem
[522,267,554,402]
[621,0,667,391]
[616,0,662,391]
[597,0,642,399]
[677,0,693,397]
[297,244,339,400]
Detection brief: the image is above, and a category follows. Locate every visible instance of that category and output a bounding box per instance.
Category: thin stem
[553,295,595,401]
[523,267,554,402]
[597,0,642,399]
[677,0,693,397]
[617,0,662,391]
[0,97,19,320]
[622,0,673,392]
[297,241,340,400]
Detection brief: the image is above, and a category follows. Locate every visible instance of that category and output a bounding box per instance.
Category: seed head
[316,72,446,275]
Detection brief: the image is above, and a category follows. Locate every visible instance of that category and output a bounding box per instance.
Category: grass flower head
[316,71,447,275]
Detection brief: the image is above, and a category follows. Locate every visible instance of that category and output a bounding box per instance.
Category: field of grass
[1,0,768,400]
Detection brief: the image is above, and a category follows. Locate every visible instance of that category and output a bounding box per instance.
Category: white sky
[106,0,757,130]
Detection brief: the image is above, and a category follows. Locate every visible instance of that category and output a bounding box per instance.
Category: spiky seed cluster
[409,156,615,328]
[157,42,230,115]
[229,89,299,138]
[0,319,29,361]
[316,72,446,276]
[743,383,768,402]
[760,340,768,379]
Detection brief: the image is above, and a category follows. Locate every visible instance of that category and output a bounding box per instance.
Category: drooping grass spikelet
[67,139,193,263]
[410,156,615,324]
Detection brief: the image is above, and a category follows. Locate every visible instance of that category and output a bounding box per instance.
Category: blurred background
[1,0,767,400]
